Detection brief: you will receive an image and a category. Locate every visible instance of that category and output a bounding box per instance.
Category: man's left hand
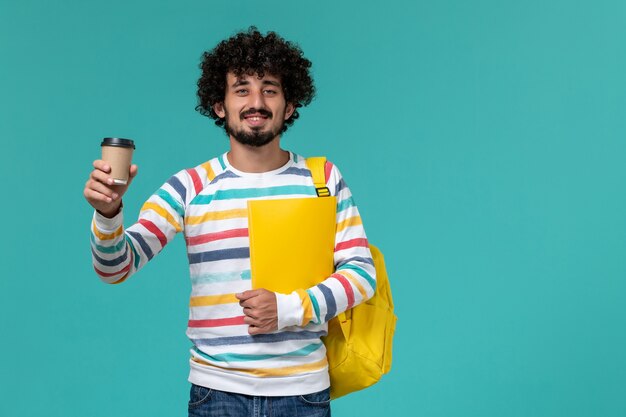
[236,289,278,335]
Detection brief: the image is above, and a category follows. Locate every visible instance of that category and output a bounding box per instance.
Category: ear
[284,103,295,121]
[213,102,226,118]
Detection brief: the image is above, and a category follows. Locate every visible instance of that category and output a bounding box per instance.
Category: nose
[249,89,266,110]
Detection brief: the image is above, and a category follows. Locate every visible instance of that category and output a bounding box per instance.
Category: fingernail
[112,193,119,199]
[107,178,113,185]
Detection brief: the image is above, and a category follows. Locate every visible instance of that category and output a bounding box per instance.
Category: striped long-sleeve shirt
[90,151,376,396]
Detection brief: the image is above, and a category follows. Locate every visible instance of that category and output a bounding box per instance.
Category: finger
[84,188,116,204]
[126,165,139,187]
[129,164,138,178]
[248,326,263,335]
[90,169,115,186]
[84,181,118,201]
[242,307,255,318]
[86,179,119,200]
[243,316,257,326]
[249,324,273,335]
[93,160,111,173]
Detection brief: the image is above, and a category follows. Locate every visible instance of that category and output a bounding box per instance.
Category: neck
[227,136,289,173]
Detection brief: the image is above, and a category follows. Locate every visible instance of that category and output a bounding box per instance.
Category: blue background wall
[1,1,625,416]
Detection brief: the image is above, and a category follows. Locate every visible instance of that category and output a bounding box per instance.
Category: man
[84,27,375,417]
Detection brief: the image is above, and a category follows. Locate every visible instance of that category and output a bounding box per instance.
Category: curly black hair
[196,27,316,133]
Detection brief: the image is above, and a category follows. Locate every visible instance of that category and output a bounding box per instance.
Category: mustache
[240,108,273,120]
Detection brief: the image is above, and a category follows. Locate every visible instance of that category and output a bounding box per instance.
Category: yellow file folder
[248,196,337,293]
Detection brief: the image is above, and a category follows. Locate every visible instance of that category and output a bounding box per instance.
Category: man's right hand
[83,160,138,218]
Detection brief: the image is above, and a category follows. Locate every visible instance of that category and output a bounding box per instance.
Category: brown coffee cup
[101,138,135,185]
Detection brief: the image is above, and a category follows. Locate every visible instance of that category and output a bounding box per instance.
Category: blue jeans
[188,384,331,417]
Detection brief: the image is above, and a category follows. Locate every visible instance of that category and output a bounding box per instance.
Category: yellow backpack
[306,157,397,399]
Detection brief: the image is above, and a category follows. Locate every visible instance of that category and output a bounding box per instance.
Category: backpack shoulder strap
[306,157,331,197]
[306,156,351,337]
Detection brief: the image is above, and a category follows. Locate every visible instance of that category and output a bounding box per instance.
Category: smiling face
[213,72,295,147]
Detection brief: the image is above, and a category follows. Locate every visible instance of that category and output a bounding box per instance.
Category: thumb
[236,289,262,300]
[127,164,139,184]
[119,165,139,194]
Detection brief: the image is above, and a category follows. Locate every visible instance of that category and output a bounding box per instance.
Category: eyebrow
[262,79,281,87]
[232,79,250,88]
[231,79,281,88]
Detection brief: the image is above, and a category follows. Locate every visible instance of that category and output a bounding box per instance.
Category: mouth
[242,113,270,128]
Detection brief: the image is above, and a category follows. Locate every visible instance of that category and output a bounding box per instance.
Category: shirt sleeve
[275,162,376,329]
[90,170,191,284]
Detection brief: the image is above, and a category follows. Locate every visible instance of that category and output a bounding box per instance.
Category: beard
[224,108,285,147]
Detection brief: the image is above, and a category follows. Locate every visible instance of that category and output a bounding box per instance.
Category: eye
[263,89,278,95]
[235,89,248,95]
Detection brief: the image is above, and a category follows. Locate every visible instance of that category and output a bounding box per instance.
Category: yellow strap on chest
[306,156,331,197]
